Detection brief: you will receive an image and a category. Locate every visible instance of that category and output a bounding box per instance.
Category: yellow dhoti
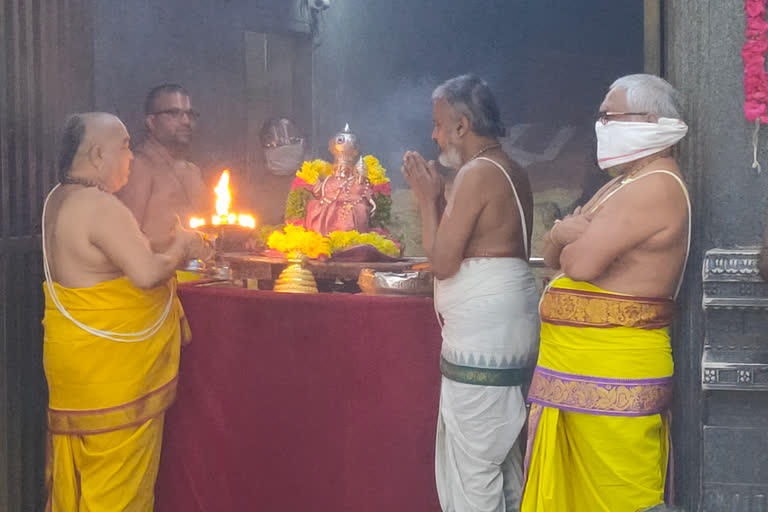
[521,278,674,512]
[43,277,189,512]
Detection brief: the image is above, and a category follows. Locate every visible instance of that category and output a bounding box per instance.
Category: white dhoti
[434,258,540,512]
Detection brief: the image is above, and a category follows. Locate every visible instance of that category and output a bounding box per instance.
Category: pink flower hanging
[743,0,768,122]
[747,0,767,17]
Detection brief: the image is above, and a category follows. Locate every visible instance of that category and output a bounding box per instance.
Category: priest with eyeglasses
[118,84,208,257]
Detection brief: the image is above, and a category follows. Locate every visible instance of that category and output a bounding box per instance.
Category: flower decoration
[744,0,768,122]
[363,155,389,185]
[294,156,388,186]
[265,225,402,259]
[284,187,313,222]
[295,159,333,187]
[285,154,393,227]
[328,230,401,257]
[743,0,768,171]
[270,153,400,258]
[266,224,331,259]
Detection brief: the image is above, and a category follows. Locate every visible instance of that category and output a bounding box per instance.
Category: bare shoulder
[453,159,486,190]
[179,161,205,188]
[460,157,509,188]
[601,170,688,219]
[54,188,133,235]
[462,155,529,196]
[631,170,688,205]
[81,189,137,221]
[125,153,155,186]
[129,150,153,174]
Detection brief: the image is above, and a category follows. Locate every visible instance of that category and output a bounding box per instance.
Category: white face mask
[595,118,688,170]
[265,142,305,175]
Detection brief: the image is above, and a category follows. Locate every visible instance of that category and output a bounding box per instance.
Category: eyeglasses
[150,108,201,121]
[597,111,649,124]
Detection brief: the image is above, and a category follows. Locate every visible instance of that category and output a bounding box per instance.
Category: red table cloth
[155,285,443,512]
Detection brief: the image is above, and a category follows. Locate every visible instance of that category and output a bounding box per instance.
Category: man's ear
[87,144,103,169]
[457,115,471,138]
[145,115,154,132]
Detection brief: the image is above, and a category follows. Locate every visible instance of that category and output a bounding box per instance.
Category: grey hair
[432,74,506,137]
[609,74,683,120]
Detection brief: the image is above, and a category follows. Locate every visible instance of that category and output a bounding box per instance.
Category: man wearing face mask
[522,74,691,512]
[249,118,306,225]
[118,84,208,252]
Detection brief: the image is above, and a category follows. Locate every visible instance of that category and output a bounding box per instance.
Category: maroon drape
[155,285,443,512]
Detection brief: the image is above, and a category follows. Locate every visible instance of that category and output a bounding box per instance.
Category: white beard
[438,143,462,170]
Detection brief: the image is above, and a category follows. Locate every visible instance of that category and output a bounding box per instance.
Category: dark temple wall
[1,1,95,510]
[310,0,644,189]
[666,2,768,511]
[91,0,310,181]
[667,0,768,249]
[0,2,310,509]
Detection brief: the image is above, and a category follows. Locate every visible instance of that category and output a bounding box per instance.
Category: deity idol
[305,125,376,235]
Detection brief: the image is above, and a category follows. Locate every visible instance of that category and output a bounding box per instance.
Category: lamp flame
[214,170,232,218]
[189,217,206,229]
[238,214,256,229]
[192,169,256,229]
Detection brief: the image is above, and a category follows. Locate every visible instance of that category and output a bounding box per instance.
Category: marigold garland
[266,225,401,259]
[295,159,333,186]
[268,153,399,258]
[362,155,390,185]
[294,155,389,186]
[286,154,393,227]
[266,224,331,259]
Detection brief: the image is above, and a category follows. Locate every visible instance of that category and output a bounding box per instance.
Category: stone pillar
[666,1,768,510]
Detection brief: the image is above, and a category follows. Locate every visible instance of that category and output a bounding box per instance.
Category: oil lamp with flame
[186,169,257,278]
[189,170,256,230]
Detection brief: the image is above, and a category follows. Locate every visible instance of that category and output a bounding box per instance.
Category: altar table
[155,284,443,512]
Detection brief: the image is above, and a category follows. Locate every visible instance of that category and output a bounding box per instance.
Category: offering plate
[357,268,433,297]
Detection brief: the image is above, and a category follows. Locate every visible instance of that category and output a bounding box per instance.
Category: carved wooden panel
[0,0,93,509]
